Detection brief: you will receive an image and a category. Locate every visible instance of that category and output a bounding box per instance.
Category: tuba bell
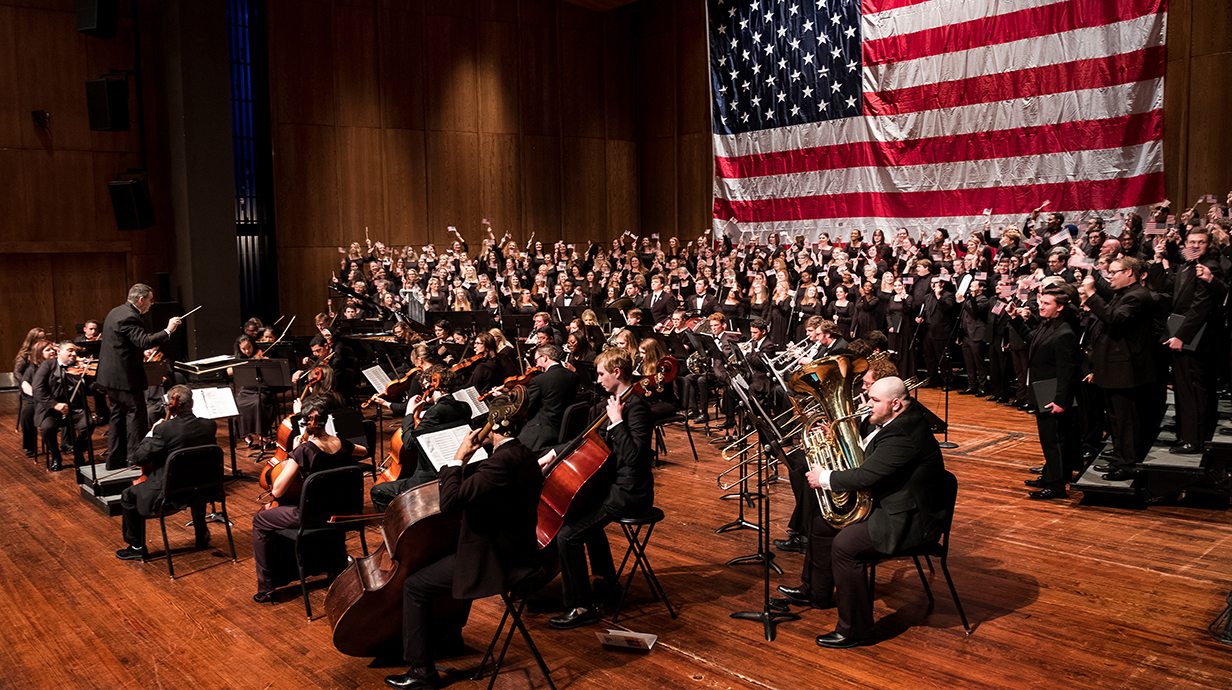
[788,354,873,529]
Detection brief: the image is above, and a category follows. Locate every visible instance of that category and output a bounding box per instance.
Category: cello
[323,391,527,657]
[534,356,677,549]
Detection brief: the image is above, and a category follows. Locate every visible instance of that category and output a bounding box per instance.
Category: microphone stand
[936,290,962,449]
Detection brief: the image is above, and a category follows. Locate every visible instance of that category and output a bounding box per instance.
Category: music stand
[664,333,690,359]
[232,360,291,459]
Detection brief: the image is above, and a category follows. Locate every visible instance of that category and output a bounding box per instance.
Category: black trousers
[105,388,149,470]
[120,485,207,548]
[1104,385,1151,469]
[19,395,37,453]
[1173,350,1217,445]
[960,340,988,391]
[1010,349,1030,404]
[401,553,472,668]
[803,516,881,639]
[38,408,93,461]
[784,447,810,534]
[1035,409,1080,490]
[988,343,1014,399]
[1076,379,1108,453]
[555,501,616,610]
[923,338,951,385]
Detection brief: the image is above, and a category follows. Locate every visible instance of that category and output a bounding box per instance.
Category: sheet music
[362,365,392,393]
[417,424,488,471]
[184,354,236,366]
[450,387,489,419]
[190,386,239,419]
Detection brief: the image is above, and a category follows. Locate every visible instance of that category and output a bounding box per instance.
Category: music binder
[1031,378,1058,409]
[1163,314,1204,352]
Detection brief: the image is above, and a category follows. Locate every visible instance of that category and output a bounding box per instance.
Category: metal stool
[472,577,557,690]
[611,508,677,623]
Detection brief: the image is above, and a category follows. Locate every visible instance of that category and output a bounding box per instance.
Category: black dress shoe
[1169,443,1203,455]
[549,606,602,630]
[958,388,977,395]
[1027,488,1067,500]
[49,459,63,472]
[384,666,440,690]
[1024,478,1045,488]
[691,414,709,424]
[24,449,35,458]
[776,584,833,609]
[1028,465,1044,474]
[253,591,276,604]
[1093,463,1115,473]
[195,536,212,550]
[773,534,806,554]
[1102,469,1136,482]
[116,545,147,561]
[815,630,873,649]
[1020,405,1038,414]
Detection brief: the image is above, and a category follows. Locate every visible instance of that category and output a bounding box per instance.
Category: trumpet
[766,336,813,389]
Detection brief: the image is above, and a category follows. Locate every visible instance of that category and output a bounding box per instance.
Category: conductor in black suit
[386,398,543,690]
[778,377,949,648]
[1013,286,1081,499]
[96,283,181,470]
[114,385,218,561]
[642,274,678,324]
[1078,258,1156,480]
[546,347,654,630]
[32,341,95,471]
[517,344,581,453]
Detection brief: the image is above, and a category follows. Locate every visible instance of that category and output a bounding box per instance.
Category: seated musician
[777,377,950,648]
[385,397,543,690]
[18,338,56,458]
[114,385,218,561]
[32,341,95,472]
[234,335,275,449]
[466,332,503,395]
[252,398,367,602]
[488,328,520,379]
[625,308,644,327]
[516,344,581,454]
[370,367,471,513]
[636,338,679,418]
[543,348,654,630]
[294,364,344,414]
[681,314,738,427]
[291,335,332,385]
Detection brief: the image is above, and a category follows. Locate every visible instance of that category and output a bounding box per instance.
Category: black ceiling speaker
[77,0,119,39]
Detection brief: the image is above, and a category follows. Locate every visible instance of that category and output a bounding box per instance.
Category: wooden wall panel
[15,7,90,151]
[1189,0,1228,56]
[673,0,704,26]
[1162,56,1187,208]
[85,17,143,154]
[424,14,479,132]
[279,246,346,329]
[268,0,335,125]
[0,253,55,361]
[379,9,426,130]
[675,19,708,136]
[383,128,428,244]
[49,253,128,342]
[636,29,676,141]
[560,28,605,138]
[606,139,639,234]
[478,0,517,23]
[0,6,17,149]
[479,133,523,239]
[1184,53,1232,203]
[477,20,521,135]
[519,0,557,26]
[561,136,607,236]
[23,150,95,242]
[520,134,562,239]
[639,136,676,238]
[603,32,635,140]
[425,131,481,245]
[0,149,26,233]
[677,131,711,239]
[428,0,475,19]
[273,124,339,248]
[333,4,381,128]
[337,127,386,239]
[518,23,561,137]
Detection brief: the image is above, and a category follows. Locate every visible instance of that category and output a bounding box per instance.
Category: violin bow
[258,316,296,356]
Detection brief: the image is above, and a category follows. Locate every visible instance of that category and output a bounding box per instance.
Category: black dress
[885,294,917,378]
[826,300,856,340]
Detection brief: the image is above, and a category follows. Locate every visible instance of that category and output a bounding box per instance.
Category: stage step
[75,462,141,517]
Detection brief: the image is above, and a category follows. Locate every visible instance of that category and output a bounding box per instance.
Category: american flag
[709,0,1167,240]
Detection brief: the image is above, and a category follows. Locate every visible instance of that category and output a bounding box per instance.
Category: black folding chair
[151,445,237,579]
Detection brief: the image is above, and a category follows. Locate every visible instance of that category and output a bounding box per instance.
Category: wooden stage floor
[2,388,1231,690]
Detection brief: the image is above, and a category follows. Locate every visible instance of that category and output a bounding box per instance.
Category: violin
[479,367,541,402]
[66,359,98,377]
[361,367,421,409]
[144,349,164,362]
[451,353,482,373]
[410,373,443,427]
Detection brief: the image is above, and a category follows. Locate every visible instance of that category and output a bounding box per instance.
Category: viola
[410,373,443,427]
[535,357,677,549]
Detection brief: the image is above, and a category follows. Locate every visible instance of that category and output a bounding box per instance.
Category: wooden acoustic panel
[520,134,563,240]
[382,128,428,246]
[50,253,128,343]
[675,19,709,136]
[425,130,482,245]
[518,22,561,137]
[479,133,523,242]
[635,29,676,141]
[0,253,56,362]
[477,20,521,135]
[379,9,427,130]
[1189,0,1229,57]
[603,32,636,140]
[560,28,605,139]
[279,246,350,335]
[639,136,676,239]
[15,7,91,152]
[478,0,517,23]
[337,127,387,241]
[561,136,607,240]
[1161,57,1187,206]
[333,4,381,128]
[676,132,712,240]
[84,15,142,154]
[0,6,18,149]
[267,0,335,126]
[605,138,639,235]
[424,13,479,133]
[23,150,95,243]
[272,123,340,249]
[563,0,641,15]
[0,149,27,238]
[1185,53,1232,204]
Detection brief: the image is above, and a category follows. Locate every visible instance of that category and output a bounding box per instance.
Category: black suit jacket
[829,403,949,554]
[684,293,718,315]
[1016,317,1080,409]
[97,301,170,392]
[517,364,581,452]
[128,412,219,515]
[1168,256,1228,349]
[32,359,90,428]
[643,291,677,323]
[1085,284,1156,388]
[958,293,989,343]
[596,393,654,519]
[438,438,543,599]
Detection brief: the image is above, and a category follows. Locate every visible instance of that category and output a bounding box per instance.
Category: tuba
[788,354,873,529]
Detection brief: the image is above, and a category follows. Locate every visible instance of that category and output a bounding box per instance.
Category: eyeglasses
[1106,267,1130,275]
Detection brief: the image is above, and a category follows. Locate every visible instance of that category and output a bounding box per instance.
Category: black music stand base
[727,550,783,575]
[715,517,761,534]
[730,608,801,642]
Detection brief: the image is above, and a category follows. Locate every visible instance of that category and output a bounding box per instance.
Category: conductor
[96,284,182,470]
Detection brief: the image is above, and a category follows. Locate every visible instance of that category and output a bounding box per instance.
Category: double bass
[535,356,677,549]
[323,391,527,657]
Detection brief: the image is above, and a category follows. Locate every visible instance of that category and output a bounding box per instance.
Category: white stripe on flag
[862,0,1064,39]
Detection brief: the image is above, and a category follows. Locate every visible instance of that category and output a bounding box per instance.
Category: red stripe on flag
[713,172,1164,222]
[862,0,933,14]
[864,0,1165,65]
[864,47,1166,117]
[715,110,1163,179]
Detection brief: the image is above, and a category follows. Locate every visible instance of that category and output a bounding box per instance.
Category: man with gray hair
[517,344,580,453]
[97,283,182,470]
